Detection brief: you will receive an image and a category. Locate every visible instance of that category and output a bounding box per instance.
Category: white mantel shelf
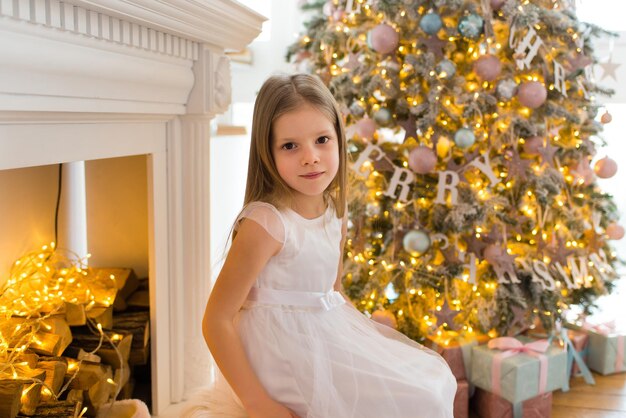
[0,1,265,416]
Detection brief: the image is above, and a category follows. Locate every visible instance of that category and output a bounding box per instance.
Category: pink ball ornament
[517,81,547,109]
[483,244,504,264]
[490,0,507,10]
[408,146,437,174]
[371,309,398,329]
[368,24,399,54]
[473,54,502,82]
[606,223,625,240]
[523,136,543,155]
[601,111,612,124]
[594,157,618,179]
[355,118,377,139]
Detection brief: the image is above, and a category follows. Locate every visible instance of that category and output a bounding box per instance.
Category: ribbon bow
[319,291,345,311]
[581,319,617,336]
[488,337,549,398]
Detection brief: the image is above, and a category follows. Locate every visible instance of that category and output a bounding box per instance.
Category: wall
[0,155,149,286]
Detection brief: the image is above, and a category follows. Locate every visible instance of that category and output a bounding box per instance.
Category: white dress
[182,201,457,418]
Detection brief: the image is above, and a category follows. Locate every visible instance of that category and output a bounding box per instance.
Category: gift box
[472,387,552,418]
[568,321,626,375]
[567,329,589,376]
[470,336,567,404]
[426,333,489,380]
[454,379,469,418]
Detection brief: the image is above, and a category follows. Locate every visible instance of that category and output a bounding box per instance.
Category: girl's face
[272,103,339,206]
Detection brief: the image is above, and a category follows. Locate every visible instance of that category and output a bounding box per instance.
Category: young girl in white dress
[182,74,457,418]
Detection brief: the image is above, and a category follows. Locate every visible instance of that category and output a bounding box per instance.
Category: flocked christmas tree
[288,0,623,342]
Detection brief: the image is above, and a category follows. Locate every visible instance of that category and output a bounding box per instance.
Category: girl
[182,74,456,418]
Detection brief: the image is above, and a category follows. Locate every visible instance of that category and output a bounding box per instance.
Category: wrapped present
[454,379,469,418]
[470,336,567,404]
[472,387,552,418]
[571,320,626,375]
[426,333,488,380]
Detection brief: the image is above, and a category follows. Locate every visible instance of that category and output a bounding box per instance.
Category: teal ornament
[384,283,400,302]
[458,13,484,39]
[435,59,456,79]
[454,128,476,149]
[403,230,431,254]
[373,108,392,127]
[420,12,442,35]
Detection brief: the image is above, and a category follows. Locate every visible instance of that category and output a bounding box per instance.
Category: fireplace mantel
[0,1,264,415]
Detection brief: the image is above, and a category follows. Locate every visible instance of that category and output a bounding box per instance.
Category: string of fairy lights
[0,243,124,415]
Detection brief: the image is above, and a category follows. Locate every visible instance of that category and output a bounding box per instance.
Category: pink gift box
[454,379,469,418]
[472,387,552,418]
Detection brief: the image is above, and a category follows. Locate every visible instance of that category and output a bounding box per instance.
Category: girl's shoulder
[235,201,286,244]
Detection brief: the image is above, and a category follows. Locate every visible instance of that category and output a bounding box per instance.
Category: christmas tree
[288,0,623,341]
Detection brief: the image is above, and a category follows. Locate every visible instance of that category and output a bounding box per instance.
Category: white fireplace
[0,1,264,415]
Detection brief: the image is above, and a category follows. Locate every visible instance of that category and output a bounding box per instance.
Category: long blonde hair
[243,73,347,218]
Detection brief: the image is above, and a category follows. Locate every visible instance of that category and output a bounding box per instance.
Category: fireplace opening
[0,155,155,416]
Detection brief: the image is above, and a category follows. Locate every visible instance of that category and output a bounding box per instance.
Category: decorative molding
[0,0,199,59]
[67,0,266,50]
[187,45,232,116]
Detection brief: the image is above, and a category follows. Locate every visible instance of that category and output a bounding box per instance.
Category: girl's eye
[281,142,296,150]
[317,136,330,144]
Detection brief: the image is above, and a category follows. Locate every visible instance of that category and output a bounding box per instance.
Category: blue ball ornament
[403,230,431,255]
[435,59,456,79]
[420,12,442,35]
[458,13,484,39]
[454,128,476,149]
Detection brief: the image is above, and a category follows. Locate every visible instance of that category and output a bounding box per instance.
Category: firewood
[5,316,71,357]
[0,379,23,418]
[112,310,150,349]
[16,401,81,418]
[113,361,130,394]
[65,361,106,391]
[86,307,113,330]
[74,365,113,417]
[129,344,149,366]
[104,269,140,312]
[126,290,149,309]
[37,359,68,401]
[15,352,39,368]
[66,331,132,369]
[17,369,45,416]
[64,303,87,326]
[118,377,135,400]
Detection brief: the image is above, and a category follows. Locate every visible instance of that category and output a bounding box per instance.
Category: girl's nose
[302,147,320,165]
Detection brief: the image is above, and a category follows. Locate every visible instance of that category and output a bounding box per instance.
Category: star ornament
[599,55,621,81]
[537,140,559,168]
[435,299,461,330]
[422,36,447,59]
[398,115,417,142]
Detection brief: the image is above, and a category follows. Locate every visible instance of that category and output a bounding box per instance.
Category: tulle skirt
[182,304,456,418]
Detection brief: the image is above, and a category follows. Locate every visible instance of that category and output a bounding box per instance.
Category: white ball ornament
[436,59,456,79]
[368,24,399,54]
[496,78,518,101]
[408,146,437,174]
[517,81,547,109]
[474,54,502,82]
[403,230,431,255]
[373,108,393,127]
[606,223,625,240]
[454,128,476,149]
[594,157,618,179]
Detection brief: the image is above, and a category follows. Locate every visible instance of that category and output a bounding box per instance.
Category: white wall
[0,155,149,286]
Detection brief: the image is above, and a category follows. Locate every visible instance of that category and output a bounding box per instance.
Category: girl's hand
[247,398,301,418]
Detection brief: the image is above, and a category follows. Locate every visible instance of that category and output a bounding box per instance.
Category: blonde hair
[243,73,347,218]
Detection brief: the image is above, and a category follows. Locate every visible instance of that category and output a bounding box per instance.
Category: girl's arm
[202,218,282,413]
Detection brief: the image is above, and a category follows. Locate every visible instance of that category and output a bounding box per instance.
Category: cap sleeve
[234,202,285,244]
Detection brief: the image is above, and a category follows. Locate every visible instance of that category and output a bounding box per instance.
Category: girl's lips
[300,172,324,179]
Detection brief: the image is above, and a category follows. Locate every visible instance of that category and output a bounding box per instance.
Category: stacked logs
[0,268,150,418]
